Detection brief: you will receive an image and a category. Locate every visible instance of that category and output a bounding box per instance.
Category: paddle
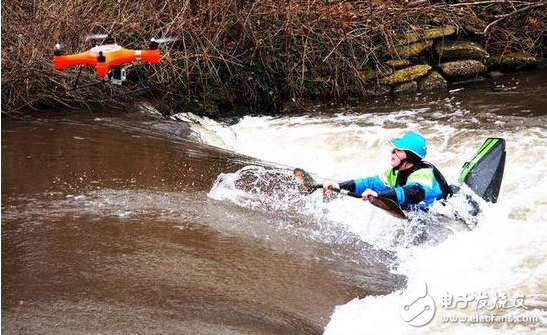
[293,168,407,219]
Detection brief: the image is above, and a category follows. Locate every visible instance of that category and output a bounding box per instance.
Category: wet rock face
[418,71,447,92]
[393,40,433,59]
[379,64,432,85]
[488,52,537,70]
[392,81,417,95]
[374,25,539,100]
[439,60,487,79]
[374,27,537,100]
[435,41,489,60]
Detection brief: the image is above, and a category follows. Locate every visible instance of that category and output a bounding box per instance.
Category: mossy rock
[392,81,418,95]
[385,59,411,68]
[439,60,486,79]
[488,52,537,70]
[403,25,456,44]
[360,68,393,81]
[418,71,447,92]
[393,40,433,59]
[435,41,489,60]
[379,65,431,85]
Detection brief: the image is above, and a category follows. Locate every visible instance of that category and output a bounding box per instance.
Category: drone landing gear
[70,65,151,98]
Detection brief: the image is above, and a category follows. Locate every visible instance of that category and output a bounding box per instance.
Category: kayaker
[323,131,452,209]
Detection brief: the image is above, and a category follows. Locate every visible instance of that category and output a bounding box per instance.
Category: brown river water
[2,65,547,334]
[1,113,400,335]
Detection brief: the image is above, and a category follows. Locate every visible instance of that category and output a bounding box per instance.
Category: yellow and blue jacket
[340,162,448,209]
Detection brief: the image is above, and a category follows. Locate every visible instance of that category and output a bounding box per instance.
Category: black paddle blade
[293,168,319,195]
[368,195,407,219]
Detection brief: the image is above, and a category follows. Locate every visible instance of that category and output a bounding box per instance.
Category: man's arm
[378,184,425,205]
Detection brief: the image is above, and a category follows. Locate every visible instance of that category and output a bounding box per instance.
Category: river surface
[2,67,547,334]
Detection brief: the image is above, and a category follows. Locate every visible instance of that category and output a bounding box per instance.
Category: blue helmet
[390,131,427,159]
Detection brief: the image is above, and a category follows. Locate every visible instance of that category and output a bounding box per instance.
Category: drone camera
[109,67,127,85]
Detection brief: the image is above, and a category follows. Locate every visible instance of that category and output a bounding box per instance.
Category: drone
[52,33,175,89]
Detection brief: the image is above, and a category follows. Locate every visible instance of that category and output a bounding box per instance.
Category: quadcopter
[52,33,174,90]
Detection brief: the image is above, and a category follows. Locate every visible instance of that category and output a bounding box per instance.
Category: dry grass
[2,0,546,115]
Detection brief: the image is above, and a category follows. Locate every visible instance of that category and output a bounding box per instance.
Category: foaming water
[185,87,547,333]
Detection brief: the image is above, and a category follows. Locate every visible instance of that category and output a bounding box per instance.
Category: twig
[407,0,430,8]
[483,1,547,34]
[448,0,507,6]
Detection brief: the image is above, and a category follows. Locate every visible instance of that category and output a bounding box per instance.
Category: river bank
[2,0,546,116]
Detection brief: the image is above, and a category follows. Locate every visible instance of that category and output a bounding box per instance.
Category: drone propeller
[85,33,109,40]
[152,37,178,43]
[86,33,115,44]
[149,37,178,49]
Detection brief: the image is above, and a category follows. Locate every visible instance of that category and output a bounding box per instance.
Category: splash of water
[179,100,547,333]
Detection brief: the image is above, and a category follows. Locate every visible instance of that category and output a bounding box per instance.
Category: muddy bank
[2,0,546,116]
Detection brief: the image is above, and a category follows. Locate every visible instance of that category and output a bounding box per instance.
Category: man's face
[391,148,406,168]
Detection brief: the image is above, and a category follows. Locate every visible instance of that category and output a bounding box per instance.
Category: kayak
[457,138,506,204]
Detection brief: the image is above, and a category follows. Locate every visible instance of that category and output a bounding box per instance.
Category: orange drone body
[53,43,160,77]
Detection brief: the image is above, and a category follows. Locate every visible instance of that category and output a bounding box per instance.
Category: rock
[488,52,537,70]
[360,68,393,81]
[367,84,392,97]
[424,25,457,40]
[393,40,433,59]
[392,81,418,95]
[439,60,486,79]
[385,59,411,68]
[403,25,456,44]
[463,23,483,35]
[435,41,489,60]
[418,71,447,92]
[379,65,431,85]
